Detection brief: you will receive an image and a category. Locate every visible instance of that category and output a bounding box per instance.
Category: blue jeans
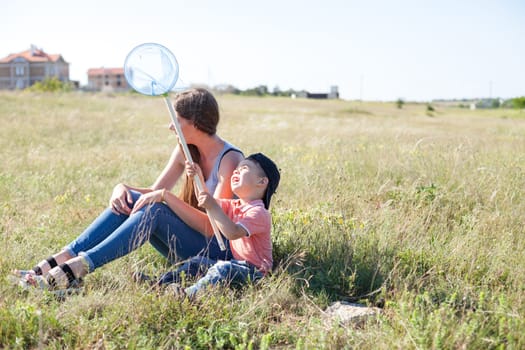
[65,191,232,272]
[157,256,264,298]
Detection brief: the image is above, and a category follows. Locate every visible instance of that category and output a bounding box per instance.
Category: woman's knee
[129,190,142,204]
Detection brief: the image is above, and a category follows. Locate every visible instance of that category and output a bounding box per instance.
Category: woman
[16,88,244,291]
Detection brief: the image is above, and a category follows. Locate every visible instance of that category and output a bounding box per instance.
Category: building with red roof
[87,67,129,92]
[0,45,69,89]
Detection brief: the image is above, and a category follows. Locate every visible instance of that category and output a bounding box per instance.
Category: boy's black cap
[246,153,280,209]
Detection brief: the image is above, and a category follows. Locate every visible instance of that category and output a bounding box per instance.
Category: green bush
[511,96,525,109]
[26,77,72,92]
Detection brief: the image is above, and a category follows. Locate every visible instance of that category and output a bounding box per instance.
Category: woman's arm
[112,146,184,215]
[162,191,215,236]
[109,183,151,215]
[132,146,243,236]
[151,145,186,191]
[159,151,243,237]
[213,150,244,198]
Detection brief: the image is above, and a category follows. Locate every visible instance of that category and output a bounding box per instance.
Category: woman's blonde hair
[178,144,204,211]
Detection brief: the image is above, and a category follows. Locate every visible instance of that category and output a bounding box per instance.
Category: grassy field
[1,91,524,349]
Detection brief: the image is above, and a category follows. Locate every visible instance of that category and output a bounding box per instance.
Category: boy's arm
[163,192,215,235]
[197,192,248,240]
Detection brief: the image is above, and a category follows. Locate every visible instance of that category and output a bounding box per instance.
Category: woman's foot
[20,273,84,298]
[21,256,88,291]
[13,251,73,278]
[12,256,57,278]
[12,269,39,278]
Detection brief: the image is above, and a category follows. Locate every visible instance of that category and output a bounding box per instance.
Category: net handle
[164,96,227,251]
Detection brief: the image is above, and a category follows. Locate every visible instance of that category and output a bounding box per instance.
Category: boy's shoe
[157,271,181,286]
[131,271,155,285]
[166,283,188,300]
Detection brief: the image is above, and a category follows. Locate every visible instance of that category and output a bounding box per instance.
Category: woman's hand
[130,189,165,215]
[185,160,203,180]
[110,183,133,215]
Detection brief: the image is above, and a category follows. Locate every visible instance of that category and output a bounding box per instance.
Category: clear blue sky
[2,0,524,101]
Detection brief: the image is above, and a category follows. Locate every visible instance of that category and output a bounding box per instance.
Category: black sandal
[47,263,83,290]
[32,256,58,275]
[18,263,84,297]
[19,263,83,293]
[13,256,58,278]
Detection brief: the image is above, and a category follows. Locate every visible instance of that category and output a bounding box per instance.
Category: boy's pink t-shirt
[217,198,272,274]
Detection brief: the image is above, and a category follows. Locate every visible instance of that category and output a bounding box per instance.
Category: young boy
[160,152,280,298]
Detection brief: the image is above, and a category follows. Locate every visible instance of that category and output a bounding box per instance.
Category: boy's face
[231,159,266,197]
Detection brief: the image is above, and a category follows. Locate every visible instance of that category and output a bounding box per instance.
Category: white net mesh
[124,43,179,96]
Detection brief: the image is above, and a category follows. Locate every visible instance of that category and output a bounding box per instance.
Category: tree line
[21,78,525,109]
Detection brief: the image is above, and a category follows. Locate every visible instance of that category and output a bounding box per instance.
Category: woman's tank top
[205,141,243,196]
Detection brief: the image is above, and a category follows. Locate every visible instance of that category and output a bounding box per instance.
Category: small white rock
[323,301,381,327]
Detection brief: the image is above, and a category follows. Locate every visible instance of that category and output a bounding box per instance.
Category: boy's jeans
[158,256,264,297]
[65,191,232,272]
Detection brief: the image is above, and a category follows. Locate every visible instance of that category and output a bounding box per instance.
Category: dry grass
[1,91,524,348]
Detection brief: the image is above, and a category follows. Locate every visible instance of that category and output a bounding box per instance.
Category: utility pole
[360,74,364,102]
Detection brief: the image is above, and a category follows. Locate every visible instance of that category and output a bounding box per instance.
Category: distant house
[0,45,69,90]
[87,67,129,92]
[297,86,339,99]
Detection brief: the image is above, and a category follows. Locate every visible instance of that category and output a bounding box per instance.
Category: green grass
[1,91,524,349]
